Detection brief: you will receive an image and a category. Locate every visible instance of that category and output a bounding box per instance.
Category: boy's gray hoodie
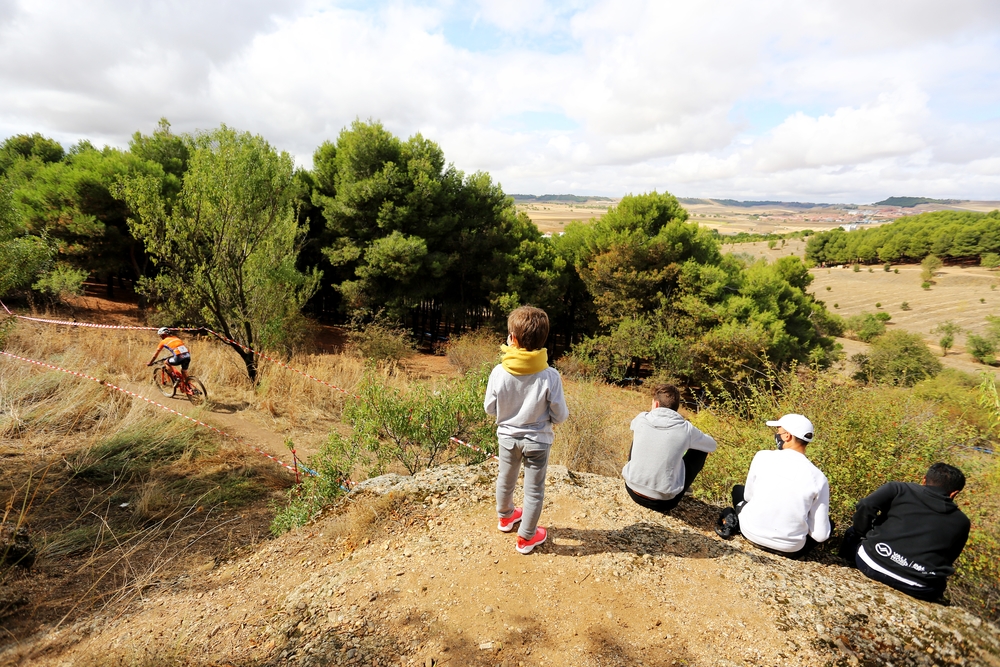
[621,408,717,500]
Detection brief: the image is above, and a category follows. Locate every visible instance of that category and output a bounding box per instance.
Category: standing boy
[622,384,717,514]
[485,306,569,554]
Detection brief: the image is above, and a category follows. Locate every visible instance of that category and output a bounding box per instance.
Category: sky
[1,0,999,202]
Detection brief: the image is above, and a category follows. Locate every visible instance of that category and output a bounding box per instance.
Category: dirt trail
[7,464,998,667]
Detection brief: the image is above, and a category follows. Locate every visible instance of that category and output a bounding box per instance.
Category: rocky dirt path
[5,464,998,667]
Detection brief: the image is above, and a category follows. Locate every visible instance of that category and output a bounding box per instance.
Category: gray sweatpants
[496,436,550,540]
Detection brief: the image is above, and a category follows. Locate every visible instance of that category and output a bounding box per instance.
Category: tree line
[805,210,1000,266]
[1,119,839,384]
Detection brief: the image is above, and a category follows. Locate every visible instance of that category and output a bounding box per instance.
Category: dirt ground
[6,465,997,667]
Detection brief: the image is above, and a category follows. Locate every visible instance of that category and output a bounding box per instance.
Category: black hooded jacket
[853,481,970,587]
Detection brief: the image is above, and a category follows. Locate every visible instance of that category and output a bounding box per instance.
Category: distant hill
[510,194,615,203]
[679,198,827,209]
[874,196,961,208]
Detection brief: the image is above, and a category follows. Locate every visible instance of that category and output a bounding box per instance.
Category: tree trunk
[232,344,258,382]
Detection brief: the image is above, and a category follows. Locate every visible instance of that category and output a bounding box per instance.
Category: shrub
[868,267,874,273]
[901,301,911,311]
[875,302,882,308]
[921,254,943,282]
[852,330,942,386]
[894,268,899,274]
[874,312,891,322]
[981,253,1000,268]
[922,281,932,290]
[833,303,839,308]
[852,264,860,272]
[825,286,831,291]
[31,264,87,303]
[348,320,414,365]
[967,334,997,364]
[845,313,886,342]
[884,263,892,272]
[446,329,500,375]
[345,369,495,476]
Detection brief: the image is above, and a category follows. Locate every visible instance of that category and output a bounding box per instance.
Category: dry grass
[551,378,644,477]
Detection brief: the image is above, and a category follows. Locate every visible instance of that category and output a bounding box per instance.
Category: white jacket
[739,449,831,552]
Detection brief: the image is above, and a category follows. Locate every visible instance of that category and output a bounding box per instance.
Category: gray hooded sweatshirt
[621,408,717,500]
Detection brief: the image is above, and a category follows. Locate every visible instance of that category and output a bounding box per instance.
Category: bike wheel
[153,367,175,398]
[185,377,208,406]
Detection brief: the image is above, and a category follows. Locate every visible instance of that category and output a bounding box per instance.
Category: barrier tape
[1,300,496,462]
[0,350,314,478]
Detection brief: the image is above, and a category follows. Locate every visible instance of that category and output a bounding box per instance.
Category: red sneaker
[516,526,547,554]
[497,507,523,533]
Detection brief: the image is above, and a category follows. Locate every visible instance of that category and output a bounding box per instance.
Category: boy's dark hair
[508,306,549,351]
[925,462,965,495]
[651,384,680,411]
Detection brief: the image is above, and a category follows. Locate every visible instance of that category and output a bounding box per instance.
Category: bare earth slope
[6,464,998,667]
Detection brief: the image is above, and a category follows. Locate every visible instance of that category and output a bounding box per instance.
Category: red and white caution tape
[0,350,309,477]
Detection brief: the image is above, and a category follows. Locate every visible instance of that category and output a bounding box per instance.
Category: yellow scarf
[500,344,548,376]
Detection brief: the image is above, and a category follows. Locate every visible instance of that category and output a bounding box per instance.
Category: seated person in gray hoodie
[621,384,717,514]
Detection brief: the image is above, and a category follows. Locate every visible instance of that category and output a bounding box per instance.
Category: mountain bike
[151,359,208,406]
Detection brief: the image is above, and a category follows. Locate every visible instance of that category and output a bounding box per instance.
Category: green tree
[921,254,943,283]
[0,133,64,176]
[934,321,962,357]
[312,119,549,322]
[0,182,53,296]
[122,125,320,381]
[852,330,942,386]
[8,142,168,291]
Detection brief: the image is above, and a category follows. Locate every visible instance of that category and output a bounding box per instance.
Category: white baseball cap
[765,414,814,442]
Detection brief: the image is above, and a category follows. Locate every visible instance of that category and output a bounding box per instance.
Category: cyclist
[147,327,191,383]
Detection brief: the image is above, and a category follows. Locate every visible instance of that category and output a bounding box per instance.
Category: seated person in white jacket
[716,413,832,559]
[622,384,717,514]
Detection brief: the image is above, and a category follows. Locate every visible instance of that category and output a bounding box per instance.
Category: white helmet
[157,327,170,336]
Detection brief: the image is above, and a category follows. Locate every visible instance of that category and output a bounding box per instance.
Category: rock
[0,522,35,569]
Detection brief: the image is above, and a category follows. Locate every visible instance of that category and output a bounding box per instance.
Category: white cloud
[0,0,997,201]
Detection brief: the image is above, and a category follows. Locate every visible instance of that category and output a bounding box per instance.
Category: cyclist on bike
[147,327,191,383]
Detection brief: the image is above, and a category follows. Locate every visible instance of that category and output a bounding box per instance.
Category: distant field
[515,200,614,234]
[518,198,1000,237]
[727,240,1000,372]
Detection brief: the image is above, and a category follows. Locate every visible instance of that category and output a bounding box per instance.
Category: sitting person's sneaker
[516,527,547,554]
[715,508,739,539]
[497,507,523,533]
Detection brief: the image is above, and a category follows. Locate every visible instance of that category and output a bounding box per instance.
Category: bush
[900,301,911,311]
[981,253,1000,268]
[845,313,886,342]
[921,254,942,282]
[852,330,942,386]
[348,320,414,365]
[922,281,932,290]
[852,264,860,273]
[874,312,891,322]
[884,263,892,272]
[31,264,87,303]
[446,329,500,375]
[967,334,997,364]
[875,302,882,308]
[894,268,899,274]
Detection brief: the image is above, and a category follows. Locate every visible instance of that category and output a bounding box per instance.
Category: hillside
[6,463,998,667]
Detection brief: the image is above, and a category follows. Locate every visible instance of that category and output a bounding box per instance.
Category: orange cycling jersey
[157,336,190,357]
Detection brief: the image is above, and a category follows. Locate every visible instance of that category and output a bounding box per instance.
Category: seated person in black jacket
[840,462,970,601]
